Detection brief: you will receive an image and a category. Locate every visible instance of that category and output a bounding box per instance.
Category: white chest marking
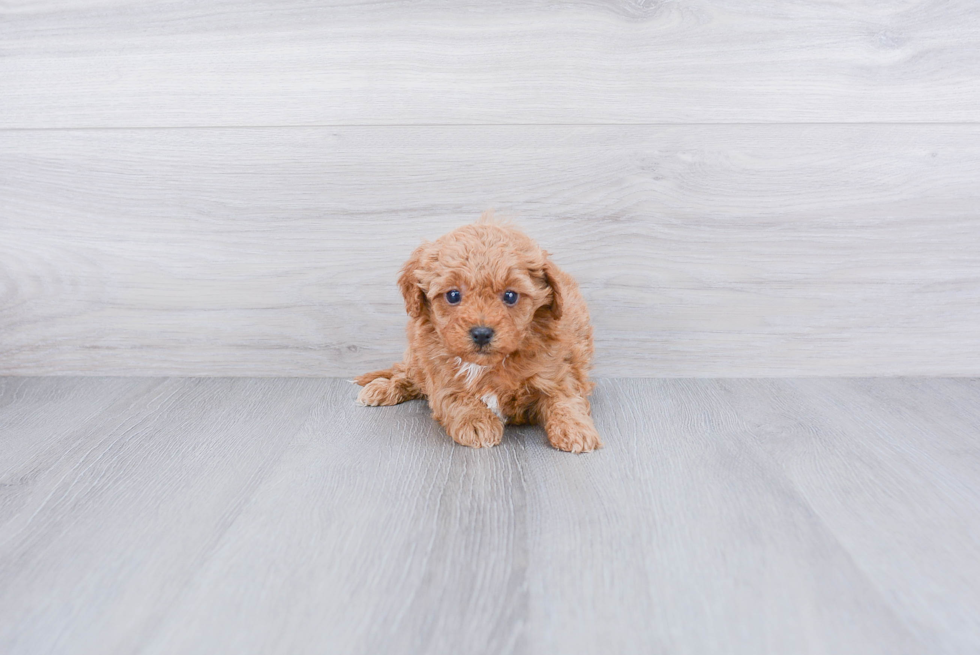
[481,393,506,421]
[453,357,487,388]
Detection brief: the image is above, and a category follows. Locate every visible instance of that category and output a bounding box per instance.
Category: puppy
[355,213,601,453]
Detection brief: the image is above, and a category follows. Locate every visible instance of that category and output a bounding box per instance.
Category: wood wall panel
[2,125,978,376]
[1,0,979,127]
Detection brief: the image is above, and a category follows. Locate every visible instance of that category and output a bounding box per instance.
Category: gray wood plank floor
[1,378,978,654]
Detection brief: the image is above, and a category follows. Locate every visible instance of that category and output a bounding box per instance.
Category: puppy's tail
[353,368,395,386]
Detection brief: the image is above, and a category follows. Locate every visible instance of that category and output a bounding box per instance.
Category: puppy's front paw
[448,412,504,449]
[357,377,400,406]
[546,412,602,453]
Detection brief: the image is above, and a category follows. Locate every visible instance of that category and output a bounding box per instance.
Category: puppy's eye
[445,289,462,305]
[502,290,519,306]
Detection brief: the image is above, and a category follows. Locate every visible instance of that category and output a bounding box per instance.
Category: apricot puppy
[355,214,601,453]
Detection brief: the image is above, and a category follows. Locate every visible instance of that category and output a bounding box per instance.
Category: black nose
[470,326,494,346]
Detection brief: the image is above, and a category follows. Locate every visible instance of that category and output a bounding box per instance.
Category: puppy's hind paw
[356,377,401,406]
[354,368,394,386]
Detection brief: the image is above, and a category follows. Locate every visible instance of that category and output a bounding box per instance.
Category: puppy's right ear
[397,243,428,319]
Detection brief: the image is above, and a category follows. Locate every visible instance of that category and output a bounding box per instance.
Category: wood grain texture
[0,377,325,655]
[2,125,979,376]
[2,0,980,127]
[718,378,980,654]
[2,377,979,654]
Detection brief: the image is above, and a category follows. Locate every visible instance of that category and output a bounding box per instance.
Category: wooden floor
[1,377,978,654]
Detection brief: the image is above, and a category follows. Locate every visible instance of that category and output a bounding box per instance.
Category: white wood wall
[2,0,979,376]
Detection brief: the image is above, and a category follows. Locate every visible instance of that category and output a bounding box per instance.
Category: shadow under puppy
[355,213,601,453]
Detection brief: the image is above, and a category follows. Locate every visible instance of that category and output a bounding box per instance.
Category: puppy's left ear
[398,243,429,319]
[542,256,564,321]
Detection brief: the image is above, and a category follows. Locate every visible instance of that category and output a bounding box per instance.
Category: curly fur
[355,213,601,453]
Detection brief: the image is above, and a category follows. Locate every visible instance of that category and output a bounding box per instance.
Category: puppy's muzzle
[469,326,494,347]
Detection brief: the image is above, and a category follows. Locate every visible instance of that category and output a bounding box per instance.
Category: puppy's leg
[354,368,394,386]
[539,391,602,453]
[430,392,504,448]
[356,364,421,406]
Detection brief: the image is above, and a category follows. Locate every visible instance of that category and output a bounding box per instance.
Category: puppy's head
[399,218,563,365]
